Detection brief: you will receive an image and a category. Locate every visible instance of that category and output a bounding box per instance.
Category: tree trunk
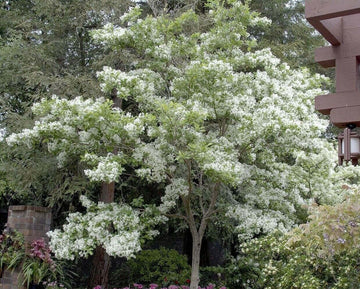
[88,182,115,289]
[99,182,115,203]
[88,246,111,289]
[190,233,202,289]
[185,182,218,289]
[78,28,86,68]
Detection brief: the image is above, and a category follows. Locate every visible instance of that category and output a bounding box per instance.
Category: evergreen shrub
[111,247,191,287]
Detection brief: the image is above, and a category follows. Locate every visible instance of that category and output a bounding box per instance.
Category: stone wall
[0,206,52,289]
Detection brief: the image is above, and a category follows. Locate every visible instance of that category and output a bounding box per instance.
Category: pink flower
[206,285,215,289]
[181,286,190,289]
[133,284,143,289]
[93,286,102,289]
[30,238,54,267]
[149,284,158,289]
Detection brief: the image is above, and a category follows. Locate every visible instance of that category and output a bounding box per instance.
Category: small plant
[20,238,58,288]
[0,228,72,288]
[0,228,25,275]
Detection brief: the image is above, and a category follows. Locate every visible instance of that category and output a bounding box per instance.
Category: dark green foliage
[249,0,335,93]
[249,0,323,68]
[110,247,191,287]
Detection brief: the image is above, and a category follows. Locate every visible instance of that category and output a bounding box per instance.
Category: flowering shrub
[6,0,342,258]
[289,190,360,257]
[222,192,360,288]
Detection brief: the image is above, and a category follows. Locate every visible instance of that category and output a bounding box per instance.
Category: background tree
[249,0,325,69]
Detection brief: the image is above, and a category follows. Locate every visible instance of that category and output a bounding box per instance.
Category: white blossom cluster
[97,66,164,110]
[91,23,133,47]
[159,178,188,213]
[196,136,251,184]
[249,16,272,27]
[97,66,138,99]
[6,95,143,182]
[134,142,170,182]
[47,196,142,260]
[83,153,124,183]
[227,204,292,241]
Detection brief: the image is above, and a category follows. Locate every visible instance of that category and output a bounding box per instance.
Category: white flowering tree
[5,1,353,288]
[47,195,162,260]
[89,2,342,288]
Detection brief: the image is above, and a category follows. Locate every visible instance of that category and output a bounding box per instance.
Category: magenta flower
[181,286,190,289]
[149,284,158,289]
[168,286,179,289]
[93,286,102,289]
[134,284,143,289]
[206,285,215,289]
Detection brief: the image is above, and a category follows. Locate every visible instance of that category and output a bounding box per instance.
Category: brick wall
[0,206,52,289]
[0,268,22,289]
